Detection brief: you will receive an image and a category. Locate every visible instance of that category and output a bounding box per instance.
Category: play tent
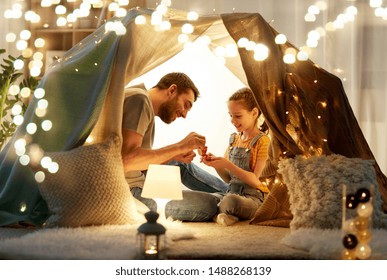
[0,8,386,226]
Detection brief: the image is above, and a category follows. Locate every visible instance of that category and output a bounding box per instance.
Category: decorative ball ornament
[357,202,373,218]
[342,233,358,249]
[356,188,371,203]
[341,185,374,260]
[354,216,369,231]
[346,194,358,209]
[341,248,357,260]
[355,244,372,260]
[356,229,372,243]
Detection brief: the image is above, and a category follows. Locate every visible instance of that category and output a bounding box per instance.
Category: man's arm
[121,129,206,172]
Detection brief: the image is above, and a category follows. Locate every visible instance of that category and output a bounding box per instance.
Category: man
[122,72,220,221]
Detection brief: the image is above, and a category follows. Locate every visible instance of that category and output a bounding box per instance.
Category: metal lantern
[137,211,166,259]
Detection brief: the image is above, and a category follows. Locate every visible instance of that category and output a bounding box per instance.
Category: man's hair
[153,72,200,101]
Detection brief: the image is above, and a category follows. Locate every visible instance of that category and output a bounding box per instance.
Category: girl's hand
[202,153,229,169]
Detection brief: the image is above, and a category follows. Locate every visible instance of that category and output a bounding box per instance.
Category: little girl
[202,87,270,226]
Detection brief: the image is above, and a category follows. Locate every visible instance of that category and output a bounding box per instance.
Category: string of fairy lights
[1,1,386,225]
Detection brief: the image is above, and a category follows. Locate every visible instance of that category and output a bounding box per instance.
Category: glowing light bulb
[160,20,171,30]
[55,5,67,15]
[9,85,20,96]
[34,38,45,48]
[56,17,67,27]
[6,32,16,42]
[283,54,296,64]
[20,87,31,98]
[34,88,45,99]
[275,34,287,44]
[16,40,28,51]
[35,171,45,183]
[135,15,146,25]
[13,59,24,70]
[48,162,59,173]
[20,30,31,40]
[41,156,52,169]
[11,104,23,116]
[13,115,24,126]
[26,123,38,135]
[187,11,199,21]
[237,37,248,48]
[41,120,53,131]
[19,154,30,166]
[182,23,194,34]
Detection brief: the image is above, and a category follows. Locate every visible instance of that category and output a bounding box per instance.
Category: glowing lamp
[141,164,183,221]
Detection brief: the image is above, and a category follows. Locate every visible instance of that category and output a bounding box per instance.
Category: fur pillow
[278,154,387,231]
[33,135,141,227]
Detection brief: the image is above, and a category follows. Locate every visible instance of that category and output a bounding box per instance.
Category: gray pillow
[278,154,387,231]
[34,135,141,227]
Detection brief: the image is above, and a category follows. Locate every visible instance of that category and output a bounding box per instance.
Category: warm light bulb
[13,59,24,70]
[11,104,23,116]
[34,88,45,99]
[6,32,16,42]
[16,40,28,51]
[254,43,269,61]
[283,54,296,64]
[34,38,45,48]
[41,120,53,131]
[34,171,45,183]
[160,20,171,30]
[20,30,31,40]
[182,23,194,34]
[187,11,199,21]
[19,155,30,166]
[304,13,316,22]
[135,15,146,24]
[20,87,31,98]
[275,34,287,44]
[55,5,67,15]
[26,123,38,135]
[237,37,248,48]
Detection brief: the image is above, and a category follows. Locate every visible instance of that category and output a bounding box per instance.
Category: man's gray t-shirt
[122,84,155,188]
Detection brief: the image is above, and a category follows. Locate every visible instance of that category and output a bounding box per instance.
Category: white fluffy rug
[0,220,194,260]
[282,228,387,260]
[1,221,386,260]
[0,221,307,260]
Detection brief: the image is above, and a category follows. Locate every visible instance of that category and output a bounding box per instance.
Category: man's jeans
[131,161,229,222]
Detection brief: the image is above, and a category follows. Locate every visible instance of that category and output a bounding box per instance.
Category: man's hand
[178,132,206,152]
[173,151,196,163]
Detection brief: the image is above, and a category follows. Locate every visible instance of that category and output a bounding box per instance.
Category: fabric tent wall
[0,8,386,226]
[0,8,218,226]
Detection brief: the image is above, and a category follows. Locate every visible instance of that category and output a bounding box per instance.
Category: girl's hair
[228,87,269,134]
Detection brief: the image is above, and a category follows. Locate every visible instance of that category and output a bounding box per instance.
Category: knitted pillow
[34,135,141,227]
[277,154,387,231]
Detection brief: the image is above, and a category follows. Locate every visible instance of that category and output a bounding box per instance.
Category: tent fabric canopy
[0,8,386,227]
